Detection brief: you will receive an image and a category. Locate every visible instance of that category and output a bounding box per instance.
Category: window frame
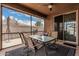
[1,5,45,49]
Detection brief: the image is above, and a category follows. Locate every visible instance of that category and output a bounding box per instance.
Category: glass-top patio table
[29,35,57,55]
[29,35,56,42]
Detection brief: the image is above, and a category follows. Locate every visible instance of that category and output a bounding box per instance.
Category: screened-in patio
[0,3,79,56]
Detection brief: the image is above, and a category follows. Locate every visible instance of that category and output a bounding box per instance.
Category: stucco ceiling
[20,3,79,15]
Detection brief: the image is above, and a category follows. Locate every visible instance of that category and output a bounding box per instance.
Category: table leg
[44,43,48,56]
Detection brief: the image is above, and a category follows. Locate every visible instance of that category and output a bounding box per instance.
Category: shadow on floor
[5,44,76,56]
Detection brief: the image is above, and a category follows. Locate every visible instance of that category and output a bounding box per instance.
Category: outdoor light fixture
[41,3,53,11]
[48,4,53,11]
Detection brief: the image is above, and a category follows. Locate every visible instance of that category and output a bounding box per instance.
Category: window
[2,7,44,48]
[2,7,31,48]
[32,16,44,35]
[2,7,31,33]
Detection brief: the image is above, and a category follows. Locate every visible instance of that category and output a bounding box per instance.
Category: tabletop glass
[29,35,56,42]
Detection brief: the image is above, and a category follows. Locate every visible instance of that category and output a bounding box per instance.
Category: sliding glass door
[63,13,76,42]
[54,12,76,44]
[54,15,63,40]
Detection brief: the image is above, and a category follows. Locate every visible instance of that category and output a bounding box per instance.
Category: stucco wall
[44,14,54,35]
[0,3,2,50]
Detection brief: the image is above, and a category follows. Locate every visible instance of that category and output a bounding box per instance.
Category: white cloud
[16,19,29,26]
[26,21,31,26]
[15,18,18,21]
[17,20,24,24]
[24,14,30,17]
[32,21,36,26]
[2,15,6,20]
[2,15,7,25]
[15,18,36,26]
[10,17,37,26]
[9,16,14,20]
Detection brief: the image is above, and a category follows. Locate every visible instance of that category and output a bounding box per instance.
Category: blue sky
[2,7,43,26]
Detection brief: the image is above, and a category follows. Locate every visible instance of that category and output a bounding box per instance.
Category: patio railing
[2,31,43,41]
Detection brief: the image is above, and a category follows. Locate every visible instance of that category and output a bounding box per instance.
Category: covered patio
[0,3,79,56]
